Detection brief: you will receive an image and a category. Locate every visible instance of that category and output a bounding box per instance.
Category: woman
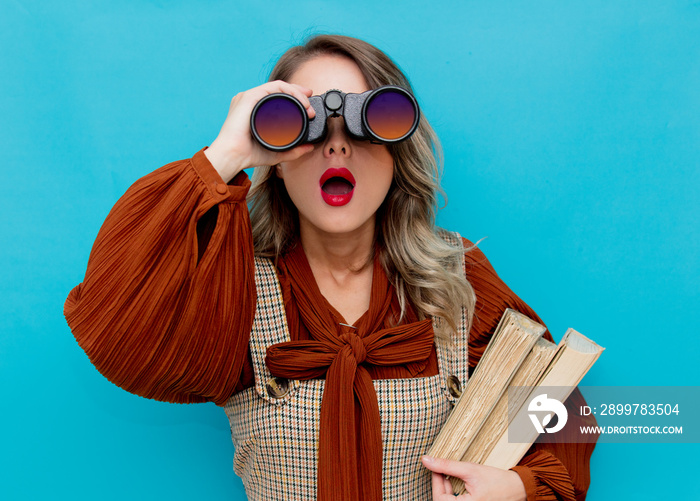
[65,35,595,500]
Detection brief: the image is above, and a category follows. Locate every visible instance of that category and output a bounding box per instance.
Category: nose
[323,116,351,158]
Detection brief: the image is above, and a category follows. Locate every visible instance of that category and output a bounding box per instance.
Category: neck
[298,216,376,275]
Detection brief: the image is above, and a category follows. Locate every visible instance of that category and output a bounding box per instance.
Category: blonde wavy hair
[249,34,475,340]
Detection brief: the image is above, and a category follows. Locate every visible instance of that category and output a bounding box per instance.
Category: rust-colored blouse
[64,149,596,501]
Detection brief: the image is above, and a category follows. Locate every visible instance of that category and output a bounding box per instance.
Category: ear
[275,164,284,179]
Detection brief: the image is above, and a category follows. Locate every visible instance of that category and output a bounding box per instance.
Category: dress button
[447,375,462,399]
[266,377,290,399]
[215,183,229,195]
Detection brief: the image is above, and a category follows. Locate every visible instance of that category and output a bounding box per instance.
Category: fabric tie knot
[340,332,367,364]
[265,246,437,501]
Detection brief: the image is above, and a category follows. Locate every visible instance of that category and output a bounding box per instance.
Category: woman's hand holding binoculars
[205,81,317,183]
[205,80,419,184]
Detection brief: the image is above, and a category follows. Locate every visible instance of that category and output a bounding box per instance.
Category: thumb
[274,143,316,164]
[421,455,477,479]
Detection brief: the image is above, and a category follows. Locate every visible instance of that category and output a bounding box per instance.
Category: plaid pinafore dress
[224,233,470,500]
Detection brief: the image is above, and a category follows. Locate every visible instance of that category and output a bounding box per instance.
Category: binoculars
[250,85,420,151]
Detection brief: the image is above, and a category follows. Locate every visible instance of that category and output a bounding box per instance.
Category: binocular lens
[252,95,305,148]
[364,90,417,141]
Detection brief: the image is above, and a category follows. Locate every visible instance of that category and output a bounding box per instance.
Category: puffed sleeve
[64,149,256,406]
[463,239,597,501]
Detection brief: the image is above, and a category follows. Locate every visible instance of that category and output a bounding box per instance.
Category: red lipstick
[320,168,356,206]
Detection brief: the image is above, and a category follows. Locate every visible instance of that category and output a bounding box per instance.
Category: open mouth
[319,168,356,206]
[322,176,354,195]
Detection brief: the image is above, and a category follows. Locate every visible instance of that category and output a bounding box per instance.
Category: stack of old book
[428,309,603,494]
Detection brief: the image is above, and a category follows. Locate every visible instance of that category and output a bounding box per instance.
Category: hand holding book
[427,309,604,495]
[421,455,527,500]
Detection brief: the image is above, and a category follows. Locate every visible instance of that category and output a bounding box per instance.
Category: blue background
[2,1,698,499]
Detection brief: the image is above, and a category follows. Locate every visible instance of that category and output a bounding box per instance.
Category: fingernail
[421,455,435,464]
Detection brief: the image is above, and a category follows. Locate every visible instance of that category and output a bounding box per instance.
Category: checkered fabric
[224,232,470,500]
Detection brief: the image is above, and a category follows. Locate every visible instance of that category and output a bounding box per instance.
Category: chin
[305,213,375,237]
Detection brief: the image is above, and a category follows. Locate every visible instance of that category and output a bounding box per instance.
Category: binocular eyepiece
[250,85,420,151]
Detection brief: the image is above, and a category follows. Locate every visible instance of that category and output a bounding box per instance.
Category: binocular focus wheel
[324,91,343,112]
